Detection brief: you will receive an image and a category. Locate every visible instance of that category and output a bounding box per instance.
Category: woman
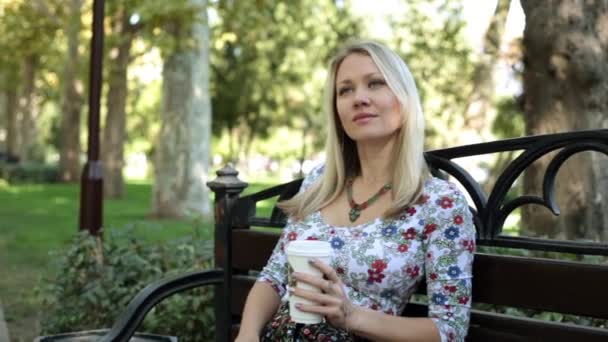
[235,40,475,342]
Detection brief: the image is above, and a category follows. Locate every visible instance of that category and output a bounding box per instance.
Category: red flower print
[367,269,386,283]
[385,308,395,315]
[430,273,438,281]
[329,229,335,235]
[306,236,318,240]
[423,223,437,237]
[336,267,345,275]
[444,285,457,293]
[398,244,409,253]
[453,215,463,225]
[406,265,420,278]
[448,332,456,342]
[427,252,433,259]
[462,239,475,253]
[302,328,310,335]
[287,231,298,241]
[371,304,379,310]
[371,259,388,271]
[419,194,429,204]
[458,296,469,304]
[402,227,417,240]
[439,196,454,209]
[407,207,417,216]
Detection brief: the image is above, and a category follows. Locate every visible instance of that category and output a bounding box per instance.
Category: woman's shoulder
[421,176,469,206]
[300,163,325,191]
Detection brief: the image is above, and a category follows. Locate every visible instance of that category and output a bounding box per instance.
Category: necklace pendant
[349,207,361,222]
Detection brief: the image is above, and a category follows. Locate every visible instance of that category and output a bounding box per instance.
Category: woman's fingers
[291,287,342,306]
[295,302,343,318]
[292,271,334,290]
[309,258,341,282]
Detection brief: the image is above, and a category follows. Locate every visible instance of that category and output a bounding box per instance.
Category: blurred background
[1,0,607,341]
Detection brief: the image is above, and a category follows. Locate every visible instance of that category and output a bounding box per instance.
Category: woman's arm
[293,262,441,342]
[235,281,282,340]
[348,308,440,342]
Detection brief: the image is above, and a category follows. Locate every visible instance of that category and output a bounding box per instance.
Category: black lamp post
[79,0,105,236]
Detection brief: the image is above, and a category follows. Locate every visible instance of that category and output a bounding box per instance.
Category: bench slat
[232,230,280,271]
[405,303,608,342]
[472,253,608,319]
[231,230,608,321]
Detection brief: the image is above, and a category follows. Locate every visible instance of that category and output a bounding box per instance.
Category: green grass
[0,181,234,340]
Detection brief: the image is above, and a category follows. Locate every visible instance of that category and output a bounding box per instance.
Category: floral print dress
[258,165,476,342]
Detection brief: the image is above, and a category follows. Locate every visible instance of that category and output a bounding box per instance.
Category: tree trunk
[589,110,608,242]
[461,0,511,142]
[4,87,18,157]
[152,0,212,218]
[59,0,83,182]
[18,54,40,162]
[102,8,133,198]
[520,0,608,241]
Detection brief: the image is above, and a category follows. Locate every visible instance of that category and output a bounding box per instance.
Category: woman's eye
[369,79,386,88]
[338,87,353,95]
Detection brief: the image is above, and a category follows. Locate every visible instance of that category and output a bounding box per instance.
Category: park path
[0,300,10,342]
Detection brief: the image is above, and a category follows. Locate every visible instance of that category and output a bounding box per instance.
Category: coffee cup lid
[285,240,331,257]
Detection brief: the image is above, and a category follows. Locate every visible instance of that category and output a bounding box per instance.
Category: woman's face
[335,53,403,143]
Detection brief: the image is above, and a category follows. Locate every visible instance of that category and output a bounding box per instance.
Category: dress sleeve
[256,164,325,298]
[423,182,476,342]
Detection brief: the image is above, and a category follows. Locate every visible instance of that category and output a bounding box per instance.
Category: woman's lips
[353,113,377,123]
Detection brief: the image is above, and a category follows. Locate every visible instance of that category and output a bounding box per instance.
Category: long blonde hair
[278,40,429,220]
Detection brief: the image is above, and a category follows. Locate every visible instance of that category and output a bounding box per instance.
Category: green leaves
[38,226,215,341]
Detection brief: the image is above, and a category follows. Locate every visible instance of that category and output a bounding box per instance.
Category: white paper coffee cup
[285,240,332,324]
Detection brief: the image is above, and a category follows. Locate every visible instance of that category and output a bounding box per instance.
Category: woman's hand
[291,258,356,331]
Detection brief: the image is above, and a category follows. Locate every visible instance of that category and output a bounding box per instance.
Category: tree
[210,0,361,163]
[0,0,62,162]
[387,0,476,148]
[151,0,212,218]
[520,0,608,241]
[58,0,84,182]
[461,0,511,143]
[102,0,139,197]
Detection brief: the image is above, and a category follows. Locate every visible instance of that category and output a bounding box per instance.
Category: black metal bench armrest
[98,269,225,342]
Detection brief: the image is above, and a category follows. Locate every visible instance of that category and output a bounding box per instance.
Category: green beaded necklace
[346,178,392,222]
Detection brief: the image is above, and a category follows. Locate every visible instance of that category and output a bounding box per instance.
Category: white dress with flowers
[258,164,476,342]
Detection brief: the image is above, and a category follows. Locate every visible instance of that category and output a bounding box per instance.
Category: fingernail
[308,258,317,264]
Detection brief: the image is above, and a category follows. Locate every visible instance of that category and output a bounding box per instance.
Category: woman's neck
[355,135,398,186]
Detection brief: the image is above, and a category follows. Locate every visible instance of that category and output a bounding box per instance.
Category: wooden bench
[101,130,608,342]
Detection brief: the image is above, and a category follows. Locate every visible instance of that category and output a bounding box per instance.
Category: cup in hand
[285,240,332,324]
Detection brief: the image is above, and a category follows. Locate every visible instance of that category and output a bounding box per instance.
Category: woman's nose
[353,89,370,107]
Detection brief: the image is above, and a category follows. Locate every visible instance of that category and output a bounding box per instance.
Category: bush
[0,162,60,184]
[37,225,216,341]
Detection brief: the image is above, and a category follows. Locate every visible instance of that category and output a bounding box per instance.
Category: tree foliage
[385,0,475,148]
[209,0,361,161]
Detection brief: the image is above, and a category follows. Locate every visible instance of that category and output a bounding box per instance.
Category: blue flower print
[448,266,461,278]
[330,237,345,250]
[382,224,397,237]
[444,226,460,240]
[432,293,448,305]
[418,219,425,226]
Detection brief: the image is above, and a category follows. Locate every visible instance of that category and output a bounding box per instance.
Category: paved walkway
[0,300,10,342]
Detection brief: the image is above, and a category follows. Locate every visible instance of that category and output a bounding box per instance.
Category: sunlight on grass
[0,180,225,340]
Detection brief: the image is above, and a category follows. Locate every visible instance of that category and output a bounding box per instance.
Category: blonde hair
[279,40,429,220]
